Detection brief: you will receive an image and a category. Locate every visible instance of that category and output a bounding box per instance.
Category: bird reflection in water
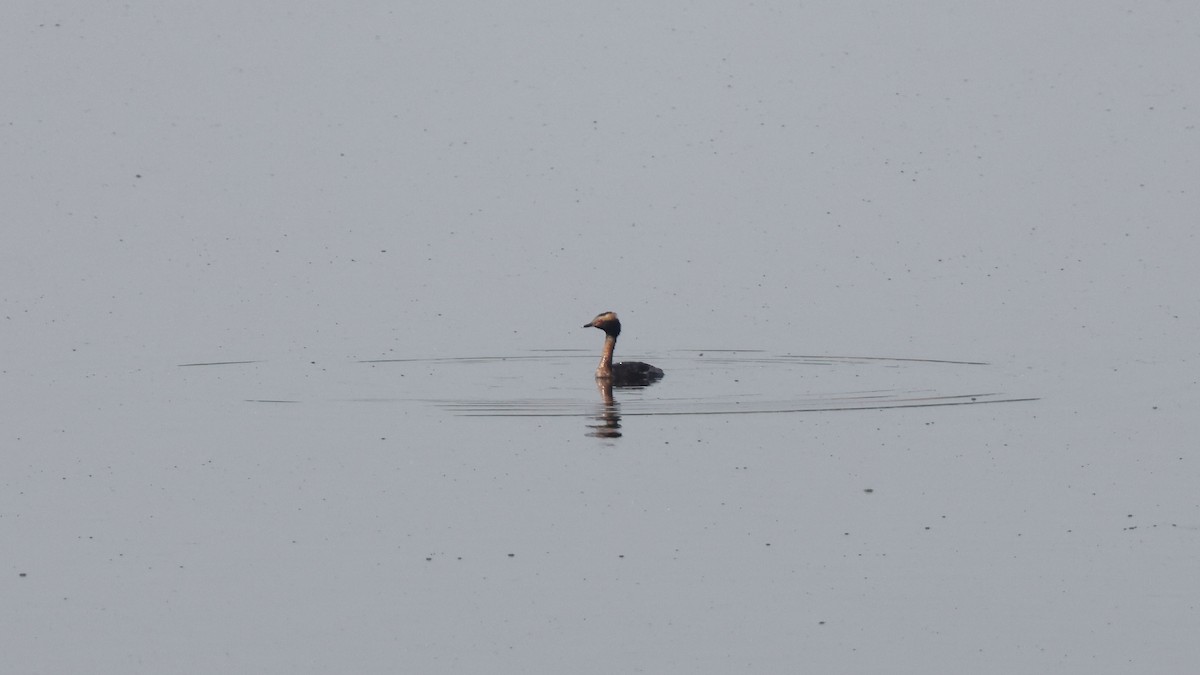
[586,375,668,438]
[586,378,623,438]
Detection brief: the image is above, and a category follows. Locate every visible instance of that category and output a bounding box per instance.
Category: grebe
[583,311,664,385]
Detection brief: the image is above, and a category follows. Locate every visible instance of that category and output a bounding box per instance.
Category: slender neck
[596,333,617,376]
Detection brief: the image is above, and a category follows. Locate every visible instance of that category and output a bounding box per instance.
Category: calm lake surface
[4,2,1198,673]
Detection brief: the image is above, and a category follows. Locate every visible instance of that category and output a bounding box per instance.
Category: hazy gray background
[3,1,1197,673]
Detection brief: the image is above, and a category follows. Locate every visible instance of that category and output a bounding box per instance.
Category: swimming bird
[583,311,664,386]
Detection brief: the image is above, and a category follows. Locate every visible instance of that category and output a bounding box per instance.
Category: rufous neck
[597,334,617,375]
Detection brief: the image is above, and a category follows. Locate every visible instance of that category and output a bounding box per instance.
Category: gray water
[4,2,1198,673]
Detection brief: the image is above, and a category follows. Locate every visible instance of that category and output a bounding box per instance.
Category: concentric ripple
[361,351,1038,418]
